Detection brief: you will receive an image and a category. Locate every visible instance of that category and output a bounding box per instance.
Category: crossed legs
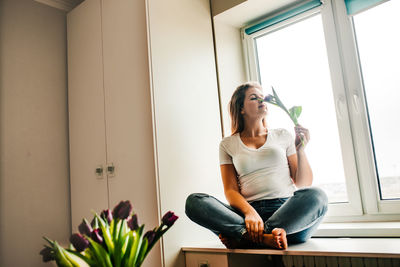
[185,187,328,249]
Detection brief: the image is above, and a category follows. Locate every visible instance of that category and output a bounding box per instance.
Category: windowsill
[314,222,400,237]
[182,237,400,258]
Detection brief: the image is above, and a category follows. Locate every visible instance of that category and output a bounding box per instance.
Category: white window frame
[241,0,400,223]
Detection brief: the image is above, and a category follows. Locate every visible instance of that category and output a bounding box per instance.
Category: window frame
[241,0,400,222]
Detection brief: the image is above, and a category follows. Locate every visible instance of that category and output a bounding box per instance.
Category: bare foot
[262,228,288,249]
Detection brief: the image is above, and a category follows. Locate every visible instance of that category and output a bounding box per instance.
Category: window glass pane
[255,14,348,203]
[353,0,400,200]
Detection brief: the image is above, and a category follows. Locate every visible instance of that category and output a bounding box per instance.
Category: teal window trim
[244,0,322,35]
[345,0,389,15]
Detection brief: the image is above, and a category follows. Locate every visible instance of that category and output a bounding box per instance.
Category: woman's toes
[271,228,287,249]
[271,228,285,236]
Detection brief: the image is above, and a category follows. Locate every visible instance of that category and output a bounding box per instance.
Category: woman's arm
[220,164,264,243]
[287,125,313,188]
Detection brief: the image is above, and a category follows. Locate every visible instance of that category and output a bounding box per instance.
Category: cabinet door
[101,0,161,266]
[67,0,109,230]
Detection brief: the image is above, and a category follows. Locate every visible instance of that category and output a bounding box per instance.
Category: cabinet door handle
[107,163,115,178]
[95,165,104,179]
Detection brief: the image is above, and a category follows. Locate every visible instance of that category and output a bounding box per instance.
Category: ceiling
[34,0,84,12]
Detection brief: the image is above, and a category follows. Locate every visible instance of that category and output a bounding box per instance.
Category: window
[242,0,400,220]
[352,0,400,201]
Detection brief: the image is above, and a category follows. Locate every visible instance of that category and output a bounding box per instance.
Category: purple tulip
[70,233,89,252]
[100,209,113,224]
[127,214,139,231]
[144,230,156,246]
[264,94,274,103]
[161,211,178,227]
[90,228,104,244]
[78,219,93,236]
[112,200,132,220]
[39,246,55,262]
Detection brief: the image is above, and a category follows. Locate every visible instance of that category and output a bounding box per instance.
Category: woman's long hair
[229,81,267,135]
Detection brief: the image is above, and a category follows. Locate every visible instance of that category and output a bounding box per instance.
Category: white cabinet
[67,0,161,266]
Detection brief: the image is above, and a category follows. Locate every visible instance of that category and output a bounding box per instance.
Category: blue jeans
[185,187,328,244]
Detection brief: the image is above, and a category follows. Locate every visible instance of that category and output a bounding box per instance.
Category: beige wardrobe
[67,0,161,266]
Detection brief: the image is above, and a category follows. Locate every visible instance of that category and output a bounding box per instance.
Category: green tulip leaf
[87,237,112,267]
[113,219,128,267]
[53,241,74,267]
[66,249,96,266]
[127,231,142,267]
[95,214,114,256]
[121,231,134,266]
[93,212,106,228]
[114,232,130,267]
[113,219,122,241]
[290,106,302,118]
[136,238,149,266]
[63,249,91,267]
[110,219,115,236]
[43,236,55,246]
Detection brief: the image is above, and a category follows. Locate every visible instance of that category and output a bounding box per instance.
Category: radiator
[185,251,400,267]
[226,254,400,267]
[281,255,399,267]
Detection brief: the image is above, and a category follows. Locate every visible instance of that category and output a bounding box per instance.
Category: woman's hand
[295,124,310,151]
[244,211,264,244]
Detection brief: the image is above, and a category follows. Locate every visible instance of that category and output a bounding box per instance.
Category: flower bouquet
[40,200,178,267]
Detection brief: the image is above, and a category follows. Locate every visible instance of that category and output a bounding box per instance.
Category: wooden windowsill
[182,238,400,258]
[315,222,400,237]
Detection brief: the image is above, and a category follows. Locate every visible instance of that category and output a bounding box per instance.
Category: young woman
[185,82,328,249]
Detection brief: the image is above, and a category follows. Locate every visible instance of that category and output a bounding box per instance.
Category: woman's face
[241,86,267,120]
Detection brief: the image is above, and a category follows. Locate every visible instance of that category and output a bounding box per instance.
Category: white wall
[146,0,225,266]
[0,0,70,266]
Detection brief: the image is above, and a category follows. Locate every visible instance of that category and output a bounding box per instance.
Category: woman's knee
[185,193,210,217]
[296,187,328,213]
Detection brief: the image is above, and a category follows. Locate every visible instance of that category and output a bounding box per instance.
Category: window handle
[352,94,361,114]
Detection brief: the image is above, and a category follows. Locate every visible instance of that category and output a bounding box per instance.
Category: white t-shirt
[219,128,297,202]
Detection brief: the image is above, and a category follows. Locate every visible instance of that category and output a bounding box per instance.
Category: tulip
[112,200,132,220]
[263,87,304,146]
[161,211,179,227]
[70,233,89,252]
[90,216,99,229]
[101,209,113,224]
[78,218,93,236]
[90,228,104,244]
[262,94,275,104]
[144,230,156,246]
[262,86,302,126]
[39,246,55,262]
[127,214,139,231]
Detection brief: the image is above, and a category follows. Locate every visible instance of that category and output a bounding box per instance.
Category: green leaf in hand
[289,106,302,125]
